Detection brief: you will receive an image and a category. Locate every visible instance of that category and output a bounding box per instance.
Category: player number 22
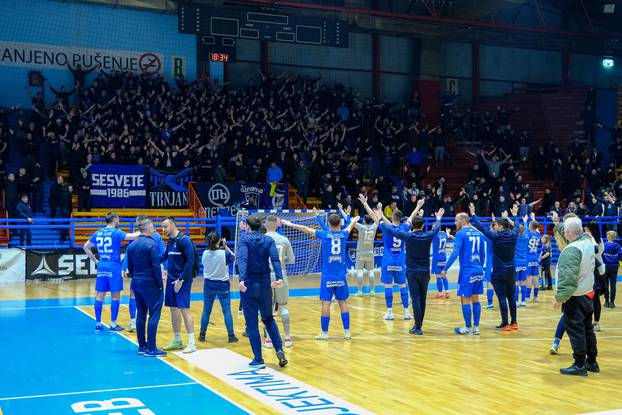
[96,236,113,254]
[331,238,341,255]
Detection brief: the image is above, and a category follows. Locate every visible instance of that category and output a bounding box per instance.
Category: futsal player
[442,212,486,335]
[432,229,449,299]
[525,214,542,303]
[513,212,529,307]
[83,212,140,332]
[122,215,166,332]
[263,215,296,348]
[281,213,359,340]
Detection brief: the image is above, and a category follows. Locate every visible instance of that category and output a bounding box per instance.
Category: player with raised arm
[281,212,359,340]
[512,206,530,307]
[525,213,542,303]
[263,215,296,348]
[83,212,140,332]
[350,201,379,297]
[442,210,486,335]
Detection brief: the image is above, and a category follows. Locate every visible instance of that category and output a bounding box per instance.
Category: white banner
[0,41,163,73]
[0,249,26,283]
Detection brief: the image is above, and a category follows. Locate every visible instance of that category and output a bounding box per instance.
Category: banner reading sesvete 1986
[89,164,147,208]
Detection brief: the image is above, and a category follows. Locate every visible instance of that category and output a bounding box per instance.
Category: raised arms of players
[357,194,381,225]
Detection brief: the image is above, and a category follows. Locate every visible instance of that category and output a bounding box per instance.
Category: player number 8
[331,238,341,255]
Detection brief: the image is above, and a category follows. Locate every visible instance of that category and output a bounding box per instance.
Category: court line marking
[0,382,197,402]
[292,333,622,342]
[72,306,254,415]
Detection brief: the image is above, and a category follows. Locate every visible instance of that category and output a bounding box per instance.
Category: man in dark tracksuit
[380,208,443,335]
[237,214,288,368]
[16,194,33,246]
[470,207,519,330]
[126,218,165,357]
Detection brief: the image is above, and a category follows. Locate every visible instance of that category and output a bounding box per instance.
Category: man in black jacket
[16,194,33,246]
[49,176,64,218]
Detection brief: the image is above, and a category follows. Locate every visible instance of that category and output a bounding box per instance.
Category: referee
[237,214,288,369]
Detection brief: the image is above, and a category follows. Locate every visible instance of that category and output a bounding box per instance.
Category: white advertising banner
[0,249,26,283]
[0,41,164,73]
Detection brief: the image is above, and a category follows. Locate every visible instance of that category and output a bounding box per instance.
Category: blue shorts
[484,264,493,282]
[431,261,446,275]
[320,275,349,302]
[457,270,484,297]
[527,262,539,277]
[165,278,192,308]
[515,265,527,282]
[381,262,406,285]
[95,262,123,293]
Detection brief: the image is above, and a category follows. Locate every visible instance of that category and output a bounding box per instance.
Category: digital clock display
[209,53,229,63]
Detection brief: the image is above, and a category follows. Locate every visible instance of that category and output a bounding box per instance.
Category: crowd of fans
[1,65,621,232]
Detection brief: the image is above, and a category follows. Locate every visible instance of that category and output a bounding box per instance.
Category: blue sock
[521,286,527,302]
[321,316,330,332]
[436,277,443,292]
[385,288,393,309]
[400,287,409,308]
[129,298,136,319]
[472,302,481,326]
[111,300,120,325]
[94,300,103,324]
[461,304,472,328]
[526,287,532,299]
[534,287,539,298]
[341,312,350,330]
[486,288,494,305]
[442,278,449,291]
[514,286,519,302]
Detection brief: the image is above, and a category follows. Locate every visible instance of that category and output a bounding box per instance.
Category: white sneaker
[473,326,480,335]
[520,301,527,307]
[182,344,197,354]
[284,336,293,347]
[370,290,375,297]
[383,311,394,321]
[454,326,473,335]
[127,320,136,332]
[262,338,273,349]
[594,323,601,332]
[403,310,413,320]
[344,330,352,340]
[315,332,329,340]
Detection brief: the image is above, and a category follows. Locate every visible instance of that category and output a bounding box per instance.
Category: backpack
[176,234,200,279]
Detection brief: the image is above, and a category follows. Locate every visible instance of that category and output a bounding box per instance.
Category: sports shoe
[560,364,587,376]
[344,330,352,340]
[409,326,423,335]
[199,334,206,342]
[238,309,244,315]
[503,325,512,332]
[263,338,273,349]
[484,303,494,309]
[94,324,104,332]
[403,310,413,320]
[182,344,197,354]
[128,320,136,332]
[495,323,508,330]
[110,325,125,332]
[594,323,601,332]
[137,346,147,355]
[383,311,395,321]
[163,340,184,351]
[248,360,266,369]
[549,343,560,354]
[454,327,472,335]
[511,323,519,331]
[604,301,610,308]
[520,301,527,307]
[533,297,538,303]
[284,336,293,347]
[434,292,443,299]
[611,302,616,308]
[276,350,288,367]
[145,348,167,357]
[473,326,481,335]
[315,332,329,340]
[444,292,450,299]
[586,361,600,373]
[370,290,375,297]
[228,334,239,343]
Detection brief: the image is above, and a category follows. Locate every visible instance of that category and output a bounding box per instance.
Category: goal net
[234,209,329,277]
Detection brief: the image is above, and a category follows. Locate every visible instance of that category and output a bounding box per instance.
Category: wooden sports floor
[2,275,622,415]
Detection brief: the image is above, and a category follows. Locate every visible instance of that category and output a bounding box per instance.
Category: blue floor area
[0,307,248,415]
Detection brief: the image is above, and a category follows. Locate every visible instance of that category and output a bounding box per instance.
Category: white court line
[0,305,84,311]
[293,333,622,342]
[72,306,253,415]
[0,382,197,402]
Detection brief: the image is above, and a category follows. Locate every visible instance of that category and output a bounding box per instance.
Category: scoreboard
[179,4,349,48]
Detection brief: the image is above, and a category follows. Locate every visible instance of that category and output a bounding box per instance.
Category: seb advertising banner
[195,182,288,218]
[0,249,26,283]
[148,167,193,208]
[26,249,113,280]
[89,164,147,208]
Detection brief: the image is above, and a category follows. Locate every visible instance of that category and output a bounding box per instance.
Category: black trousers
[541,263,552,289]
[492,270,517,326]
[563,295,598,366]
[604,266,618,303]
[407,272,430,330]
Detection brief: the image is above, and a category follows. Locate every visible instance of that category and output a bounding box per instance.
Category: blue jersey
[603,241,622,266]
[122,232,166,271]
[88,227,127,264]
[432,231,448,264]
[316,229,349,277]
[514,232,528,266]
[526,230,541,265]
[444,227,485,273]
[381,223,409,263]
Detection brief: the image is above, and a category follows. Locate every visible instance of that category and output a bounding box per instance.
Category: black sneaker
[560,364,588,376]
[604,301,611,308]
[586,362,600,373]
[276,350,288,367]
[199,334,206,342]
[228,334,239,343]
